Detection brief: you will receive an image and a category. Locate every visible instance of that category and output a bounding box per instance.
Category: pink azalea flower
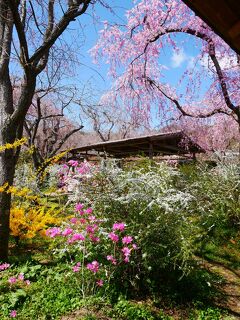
[69,233,85,243]
[89,235,100,243]
[77,163,90,174]
[8,277,17,284]
[122,247,131,258]
[96,279,104,287]
[85,207,93,214]
[108,232,119,243]
[88,215,96,222]
[10,310,17,318]
[46,227,61,238]
[62,228,73,236]
[18,273,24,281]
[122,236,133,245]
[106,255,117,265]
[87,260,99,273]
[75,203,84,212]
[68,160,78,167]
[0,263,10,271]
[132,243,138,250]
[72,262,81,272]
[70,217,78,224]
[112,222,125,232]
[86,224,98,234]
[79,218,87,224]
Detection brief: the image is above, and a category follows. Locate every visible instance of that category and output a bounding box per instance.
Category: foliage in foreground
[0,158,239,319]
[64,160,239,278]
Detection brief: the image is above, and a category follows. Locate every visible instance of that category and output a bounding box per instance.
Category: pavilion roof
[68,131,204,159]
[182,0,240,54]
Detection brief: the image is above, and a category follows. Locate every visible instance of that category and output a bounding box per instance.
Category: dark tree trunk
[0,149,15,261]
[0,78,16,262]
[0,76,36,261]
[0,0,14,261]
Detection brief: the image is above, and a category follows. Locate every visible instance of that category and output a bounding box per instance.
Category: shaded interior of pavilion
[66,131,204,163]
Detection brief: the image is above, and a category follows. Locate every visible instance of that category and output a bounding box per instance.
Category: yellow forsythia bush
[10,206,62,240]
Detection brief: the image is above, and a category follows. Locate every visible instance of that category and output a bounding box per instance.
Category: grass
[1,239,239,319]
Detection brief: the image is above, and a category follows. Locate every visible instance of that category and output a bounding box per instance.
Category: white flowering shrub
[57,159,240,283]
[66,161,199,276]
[14,163,39,193]
[180,161,240,250]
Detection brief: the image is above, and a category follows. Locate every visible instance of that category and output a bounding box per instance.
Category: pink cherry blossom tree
[91,0,240,152]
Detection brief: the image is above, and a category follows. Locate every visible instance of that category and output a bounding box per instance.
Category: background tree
[91,0,240,151]
[79,103,148,142]
[24,89,83,174]
[0,0,101,261]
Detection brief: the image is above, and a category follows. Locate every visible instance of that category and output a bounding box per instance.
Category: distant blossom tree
[79,104,147,142]
[91,0,240,151]
[24,95,83,173]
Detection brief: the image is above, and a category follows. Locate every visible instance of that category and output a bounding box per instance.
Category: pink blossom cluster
[8,273,31,286]
[68,160,78,167]
[90,0,239,152]
[108,232,119,242]
[62,227,73,236]
[46,205,138,290]
[10,310,17,318]
[75,202,93,216]
[46,227,61,238]
[68,233,85,243]
[122,247,132,263]
[107,222,137,264]
[107,255,117,265]
[113,222,125,231]
[46,204,100,245]
[72,262,81,272]
[0,262,10,271]
[58,160,98,193]
[87,260,99,273]
[96,279,104,287]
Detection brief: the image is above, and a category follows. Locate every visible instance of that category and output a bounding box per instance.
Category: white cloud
[171,48,188,68]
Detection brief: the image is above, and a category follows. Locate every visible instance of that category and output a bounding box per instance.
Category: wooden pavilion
[67,131,204,161]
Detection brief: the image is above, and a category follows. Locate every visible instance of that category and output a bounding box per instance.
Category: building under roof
[68,131,204,160]
[182,0,240,54]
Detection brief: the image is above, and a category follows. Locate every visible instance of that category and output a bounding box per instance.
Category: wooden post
[149,142,153,160]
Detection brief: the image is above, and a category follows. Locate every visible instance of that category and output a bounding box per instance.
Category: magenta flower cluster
[46,204,137,290]
[0,262,10,271]
[87,260,99,273]
[107,222,137,264]
[10,310,17,318]
[58,160,97,191]
[8,273,31,286]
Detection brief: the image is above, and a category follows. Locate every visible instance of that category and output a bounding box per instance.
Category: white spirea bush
[68,161,198,275]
